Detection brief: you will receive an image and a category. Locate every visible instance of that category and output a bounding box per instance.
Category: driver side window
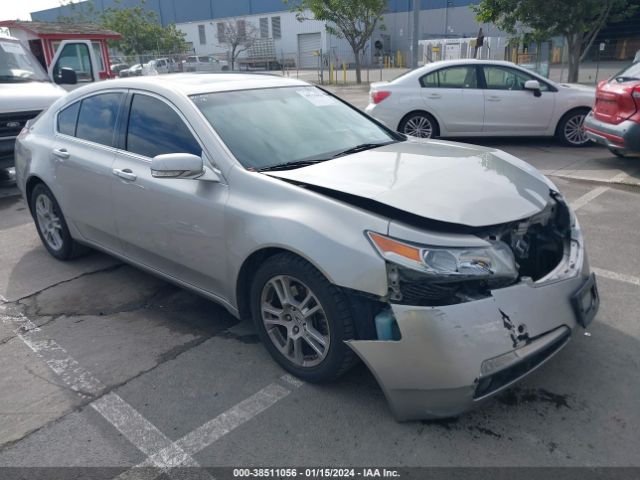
[483,66,549,91]
[52,43,93,82]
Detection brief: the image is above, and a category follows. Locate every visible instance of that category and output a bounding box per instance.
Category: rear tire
[30,183,88,260]
[398,111,439,138]
[250,253,357,383]
[557,108,591,147]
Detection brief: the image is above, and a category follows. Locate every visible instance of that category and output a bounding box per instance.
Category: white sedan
[365,59,595,146]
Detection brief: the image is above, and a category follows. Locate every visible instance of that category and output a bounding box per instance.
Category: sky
[0,0,79,21]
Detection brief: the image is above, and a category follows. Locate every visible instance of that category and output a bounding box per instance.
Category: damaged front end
[346,192,599,421]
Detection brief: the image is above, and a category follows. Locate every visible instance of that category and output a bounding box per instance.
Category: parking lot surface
[1,90,639,474]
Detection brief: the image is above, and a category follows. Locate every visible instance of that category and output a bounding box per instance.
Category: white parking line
[570,186,609,211]
[118,377,298,479]
[592,267,640,287]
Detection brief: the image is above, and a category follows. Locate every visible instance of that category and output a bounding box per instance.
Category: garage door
[298,33,321,69]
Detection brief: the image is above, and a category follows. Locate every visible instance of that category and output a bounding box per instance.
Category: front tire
[250,253,357,383]
[30,183,87,260]
[398,112,439,138]
[557,108,591,147]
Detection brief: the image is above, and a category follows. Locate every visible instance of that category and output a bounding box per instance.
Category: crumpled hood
[266,139,552,228]
[0,81,66,112]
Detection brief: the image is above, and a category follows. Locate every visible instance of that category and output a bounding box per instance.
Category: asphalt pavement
[0,92,639,475]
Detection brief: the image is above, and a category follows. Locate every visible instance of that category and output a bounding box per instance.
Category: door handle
[52,148,70,159]
[487,96,501,102]
[112,168,137,181]
[427,94,441,99]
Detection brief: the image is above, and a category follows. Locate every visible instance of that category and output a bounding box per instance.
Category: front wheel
[250,253,357,383]
[398,112,439,138]
[557,109,591,147]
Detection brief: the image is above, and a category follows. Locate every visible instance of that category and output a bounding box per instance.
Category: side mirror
[151,153,205,179]
[57,67,78,85]
[524,79,542,97]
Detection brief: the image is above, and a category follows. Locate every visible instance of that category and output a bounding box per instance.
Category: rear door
[480,65,555,134]
[50,91,125,252]
[111,92,229,296]
[48,40,100,90]
[419,65,484,134]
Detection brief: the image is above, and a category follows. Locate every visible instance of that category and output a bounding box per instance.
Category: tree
[57,0,188,60]
[474,0,637,83]
[217,19,258,70]
[288,0,386,84]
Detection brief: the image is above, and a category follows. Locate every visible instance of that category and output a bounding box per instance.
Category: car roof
[69,73,309,97]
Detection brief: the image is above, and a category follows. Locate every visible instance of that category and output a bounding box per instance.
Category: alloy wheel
[260,275,330,368]
[35,193,64,251]
[563,113,589,145]
[403,115,433,138]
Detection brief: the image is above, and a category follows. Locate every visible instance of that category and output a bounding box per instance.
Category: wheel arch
[25,175,46,215]
[235,246,336,321]
[555,106,592,136]
[397,109,441,136]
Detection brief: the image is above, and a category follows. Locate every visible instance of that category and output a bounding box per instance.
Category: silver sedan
[14,74,599,421]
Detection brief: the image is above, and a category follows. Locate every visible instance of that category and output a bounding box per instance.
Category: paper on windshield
[296,88,338,107]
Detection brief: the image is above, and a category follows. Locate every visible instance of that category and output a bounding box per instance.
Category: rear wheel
[250,253,357,383]
[30,183,87,260]
[398,112,439,138]
[557,108,591,146]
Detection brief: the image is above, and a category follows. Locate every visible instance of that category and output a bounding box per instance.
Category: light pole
[411,0,419,68]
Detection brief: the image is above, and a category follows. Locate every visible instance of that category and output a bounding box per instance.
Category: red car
[584,62,640,157]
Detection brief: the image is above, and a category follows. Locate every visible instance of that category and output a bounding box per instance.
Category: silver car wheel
[260,275,330,368]
[563,113,589,145]
[35,193,64,251]
[403,115,433,138]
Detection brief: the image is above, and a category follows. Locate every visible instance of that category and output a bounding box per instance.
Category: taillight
[371,90,391,104]
[633,87,640,108]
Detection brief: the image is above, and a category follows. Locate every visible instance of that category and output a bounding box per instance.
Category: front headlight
[367,231,518,282]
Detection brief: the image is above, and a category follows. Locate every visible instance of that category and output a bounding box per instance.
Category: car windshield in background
[0,40,49,83]
[613,62,640,82]
[192,86,397,170]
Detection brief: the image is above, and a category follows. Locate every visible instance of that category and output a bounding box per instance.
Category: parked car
[15,74,599,421]
[110,63,130,77]
[366,59,595,146]
[584,62,640,157]
[183,55,229,72]
[0,35,66,171]
[119,64,143,77]
[145,58,174,75]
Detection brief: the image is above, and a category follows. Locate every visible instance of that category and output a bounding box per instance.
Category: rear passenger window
[420,67,478,89]
[76,93,123,146]
[57,102,80,136]
[126,94,201,158]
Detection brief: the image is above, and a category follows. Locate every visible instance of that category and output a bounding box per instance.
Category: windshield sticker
[296,88,338,107]
[0,41,25,55]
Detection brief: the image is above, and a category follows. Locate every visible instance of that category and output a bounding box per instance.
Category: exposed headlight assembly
[367,231,518,283]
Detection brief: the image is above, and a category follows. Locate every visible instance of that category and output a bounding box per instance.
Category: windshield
[192,86,397,170]
[0,39,49,83]
[612,62,640,82]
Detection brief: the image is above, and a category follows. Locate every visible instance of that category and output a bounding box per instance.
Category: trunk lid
[593,79,640,124]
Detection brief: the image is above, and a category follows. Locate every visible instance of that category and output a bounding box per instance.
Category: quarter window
[126,94,201,158]
[483,66,549,91]
[57,102,80,136]
[76,93,123,146]
[420,66,478,89]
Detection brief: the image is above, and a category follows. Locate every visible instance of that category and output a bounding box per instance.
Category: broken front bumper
[347,254,598,421]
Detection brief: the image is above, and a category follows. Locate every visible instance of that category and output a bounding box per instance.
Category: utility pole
[412,0,419,68]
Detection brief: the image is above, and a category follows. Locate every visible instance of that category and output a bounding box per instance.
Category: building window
[216,22,226,42]
[237,19,246,40]
[198,24,206,45]
[259,17,269,39]
[271,16,281,39]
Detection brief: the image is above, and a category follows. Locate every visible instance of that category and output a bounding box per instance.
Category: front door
[51,91,125,252]
[48,40,99,90]
[480,65,556,135]
[111,92,230,298]
[419,65,485,135]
